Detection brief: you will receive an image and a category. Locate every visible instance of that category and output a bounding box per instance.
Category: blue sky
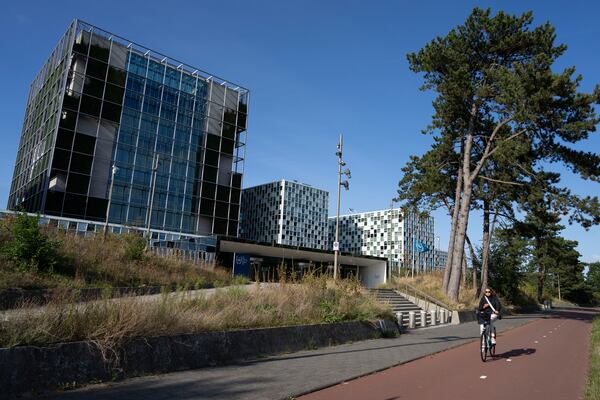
[1,1,599,262]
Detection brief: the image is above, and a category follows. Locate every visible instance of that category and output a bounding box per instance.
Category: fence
[150,247,216,267]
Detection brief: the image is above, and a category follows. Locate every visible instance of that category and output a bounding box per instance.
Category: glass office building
[239,180,329,250]
[8,20,249,239]
[329,209,435,270]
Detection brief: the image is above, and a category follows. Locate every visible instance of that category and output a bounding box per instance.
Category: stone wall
[1,320,394,396]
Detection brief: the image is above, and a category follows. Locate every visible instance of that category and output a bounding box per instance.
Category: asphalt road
[300,308,596,400]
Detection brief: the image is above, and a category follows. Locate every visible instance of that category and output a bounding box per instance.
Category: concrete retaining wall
[451,310,478,324]
[0,320,392,396]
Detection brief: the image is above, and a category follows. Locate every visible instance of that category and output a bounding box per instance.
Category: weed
[59,381,78,391]
[306,339,318,350]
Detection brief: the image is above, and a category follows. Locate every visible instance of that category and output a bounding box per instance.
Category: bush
[0,213,59,272]
[121,233,146,261]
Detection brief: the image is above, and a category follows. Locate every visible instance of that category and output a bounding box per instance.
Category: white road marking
[507,359,512,362]
[534,340,539,343]
[480,375,487,379]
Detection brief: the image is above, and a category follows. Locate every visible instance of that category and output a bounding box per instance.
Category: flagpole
[411,238,415,278]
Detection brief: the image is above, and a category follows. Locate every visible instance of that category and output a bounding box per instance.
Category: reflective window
[104,83,125,104]
[107,66,127,87]
[73,134,96,155]
[66,172,90,194]
[70,153,93,174]
[128,53,148,77]
[147,60,165,83]
[86,58,108,80]
[80,95,102,117]
[56,129,74,150]
[63,193,87,216]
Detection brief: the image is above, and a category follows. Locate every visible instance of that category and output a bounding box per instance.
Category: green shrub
[0,213,59,272]
[320,298,344,323]
[121,233,146,261]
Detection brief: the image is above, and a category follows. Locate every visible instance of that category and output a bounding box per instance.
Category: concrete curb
[1,319,398,396]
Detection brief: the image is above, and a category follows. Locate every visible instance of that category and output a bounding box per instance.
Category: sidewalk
[42,313,541,400]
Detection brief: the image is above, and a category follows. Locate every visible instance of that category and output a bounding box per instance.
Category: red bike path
[300,308,596,400]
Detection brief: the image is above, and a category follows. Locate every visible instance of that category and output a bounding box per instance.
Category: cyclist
[478,287,501,344]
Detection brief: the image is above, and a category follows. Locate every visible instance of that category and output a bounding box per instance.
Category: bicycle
[477,311,496,362]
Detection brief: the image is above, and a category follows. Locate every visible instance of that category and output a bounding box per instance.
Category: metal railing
[395,282,451,315]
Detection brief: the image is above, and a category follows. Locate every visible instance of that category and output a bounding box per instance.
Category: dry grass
[385,271,479,310]
[586,316,600,400]
[0,231,244,290]
[0,276,393,349]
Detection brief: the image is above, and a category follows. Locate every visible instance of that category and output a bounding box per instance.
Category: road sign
[333,241,339,251]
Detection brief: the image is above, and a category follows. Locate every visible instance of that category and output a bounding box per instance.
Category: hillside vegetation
[0,213,244,290]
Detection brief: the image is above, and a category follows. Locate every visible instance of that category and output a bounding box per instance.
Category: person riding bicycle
[478,287,501,344]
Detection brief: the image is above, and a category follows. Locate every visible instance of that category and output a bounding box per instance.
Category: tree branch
[485,128,528,159]
[477,175,526,186]
[470,117,514,180]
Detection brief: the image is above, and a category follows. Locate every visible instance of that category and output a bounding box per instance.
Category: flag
[413,238,429,253]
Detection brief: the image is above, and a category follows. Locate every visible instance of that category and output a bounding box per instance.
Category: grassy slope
[0,277,394,348]
[385,271,539,311]
[0,232,244,290]
[385,271,479,310]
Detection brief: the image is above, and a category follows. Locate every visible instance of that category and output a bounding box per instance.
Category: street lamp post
[146,153,160,248]
[103,164,118,239]
[435,235,440,269]
[333,133,350,280]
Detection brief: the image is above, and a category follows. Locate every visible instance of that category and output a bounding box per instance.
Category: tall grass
[0,276,393,350]
[586,316,600,399]
[386,271,479,310]
[0,229,243,290]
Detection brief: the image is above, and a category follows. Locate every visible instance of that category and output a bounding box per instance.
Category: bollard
[430,310,437,326]
[440,309,447,324]
[420,310,427,327]
[408,311,416,328]
[396,312,403,329]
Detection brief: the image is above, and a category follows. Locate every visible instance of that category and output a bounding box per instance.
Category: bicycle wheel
[480,332,487,362]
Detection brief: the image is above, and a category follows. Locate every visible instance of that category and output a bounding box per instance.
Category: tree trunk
[442,148,464,293]
[461,251,467,287]
[447,179,473,302]
[537,265,546,303]
[446,104,477,302]
[479,201,490,296]
[465,235,479,294]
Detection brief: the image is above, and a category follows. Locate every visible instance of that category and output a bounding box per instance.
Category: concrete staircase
[369,288,450,329]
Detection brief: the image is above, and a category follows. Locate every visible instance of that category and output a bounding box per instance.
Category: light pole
[435,235,440,269]
[103,164,118,239]
[333,133,350,280]
[146,153,160,248]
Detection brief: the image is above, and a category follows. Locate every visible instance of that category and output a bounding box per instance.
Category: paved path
[41,314,540,400]
[301,308,596,400]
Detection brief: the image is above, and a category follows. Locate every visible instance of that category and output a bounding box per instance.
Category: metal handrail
[396,282,452,314]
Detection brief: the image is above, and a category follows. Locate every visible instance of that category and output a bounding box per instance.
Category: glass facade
[239,180,329,250]
[8,20,249,238]
[329,209,435,269]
